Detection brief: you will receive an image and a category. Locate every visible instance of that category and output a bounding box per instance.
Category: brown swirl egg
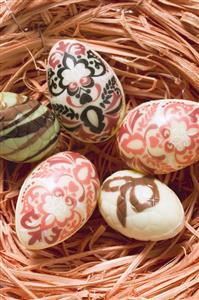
[99,170,185,241]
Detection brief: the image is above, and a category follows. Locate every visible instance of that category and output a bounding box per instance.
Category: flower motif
[56,53,95,104]
[162,120,198,152]
[119,132,146,157]
[20,184,82,246]
[73,159,96,185]
[42,189,71,225]
[59,55,91,87]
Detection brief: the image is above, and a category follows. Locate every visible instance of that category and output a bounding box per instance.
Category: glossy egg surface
[117,99,199,174]
[0,92,60,162]
[15,151,100,249]
[47,39,125,143]
[99,170,185,241]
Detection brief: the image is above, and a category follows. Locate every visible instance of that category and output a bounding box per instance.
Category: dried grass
[0,0,199,299]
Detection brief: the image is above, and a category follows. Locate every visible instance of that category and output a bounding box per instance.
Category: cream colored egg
[99,170,185,241]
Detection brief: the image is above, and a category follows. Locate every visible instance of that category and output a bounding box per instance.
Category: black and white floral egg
[47,40,125,143]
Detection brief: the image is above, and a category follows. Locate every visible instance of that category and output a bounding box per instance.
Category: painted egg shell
[99,170,185,241]
[47,39,125,143]
[0,92,60,163]
[117,99,199,174]
[15,151,100,250]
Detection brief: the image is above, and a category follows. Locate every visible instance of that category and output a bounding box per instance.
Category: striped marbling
[0,92,60,162]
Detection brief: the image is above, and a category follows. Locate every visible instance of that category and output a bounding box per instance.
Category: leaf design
[52,103,79,120]
[100,76,120,108]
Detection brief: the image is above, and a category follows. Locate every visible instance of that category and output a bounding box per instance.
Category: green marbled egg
[0,92,60,162]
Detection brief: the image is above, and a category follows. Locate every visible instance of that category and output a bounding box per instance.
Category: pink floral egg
[47,39,125,143]
[117,99,199,174]
[15,151,100,250]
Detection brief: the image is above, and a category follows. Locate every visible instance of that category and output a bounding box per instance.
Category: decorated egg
[15,151,100,250]
[0,92,60,163]
[99,170,185,241]
[117,99,199,174]
[47,39,125,143]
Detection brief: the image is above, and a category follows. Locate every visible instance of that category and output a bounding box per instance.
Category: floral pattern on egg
[117,99,199,174]
[15,151,100,250]
[47,40,125,143]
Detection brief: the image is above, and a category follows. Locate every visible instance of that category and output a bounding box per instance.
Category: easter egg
[47,39,125,143]
[99,170,185,241]
[15,151,100,250]
[117,99,199,174]
[0,92,60,163]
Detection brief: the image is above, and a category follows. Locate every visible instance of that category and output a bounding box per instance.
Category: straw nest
[0,1,199,299]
